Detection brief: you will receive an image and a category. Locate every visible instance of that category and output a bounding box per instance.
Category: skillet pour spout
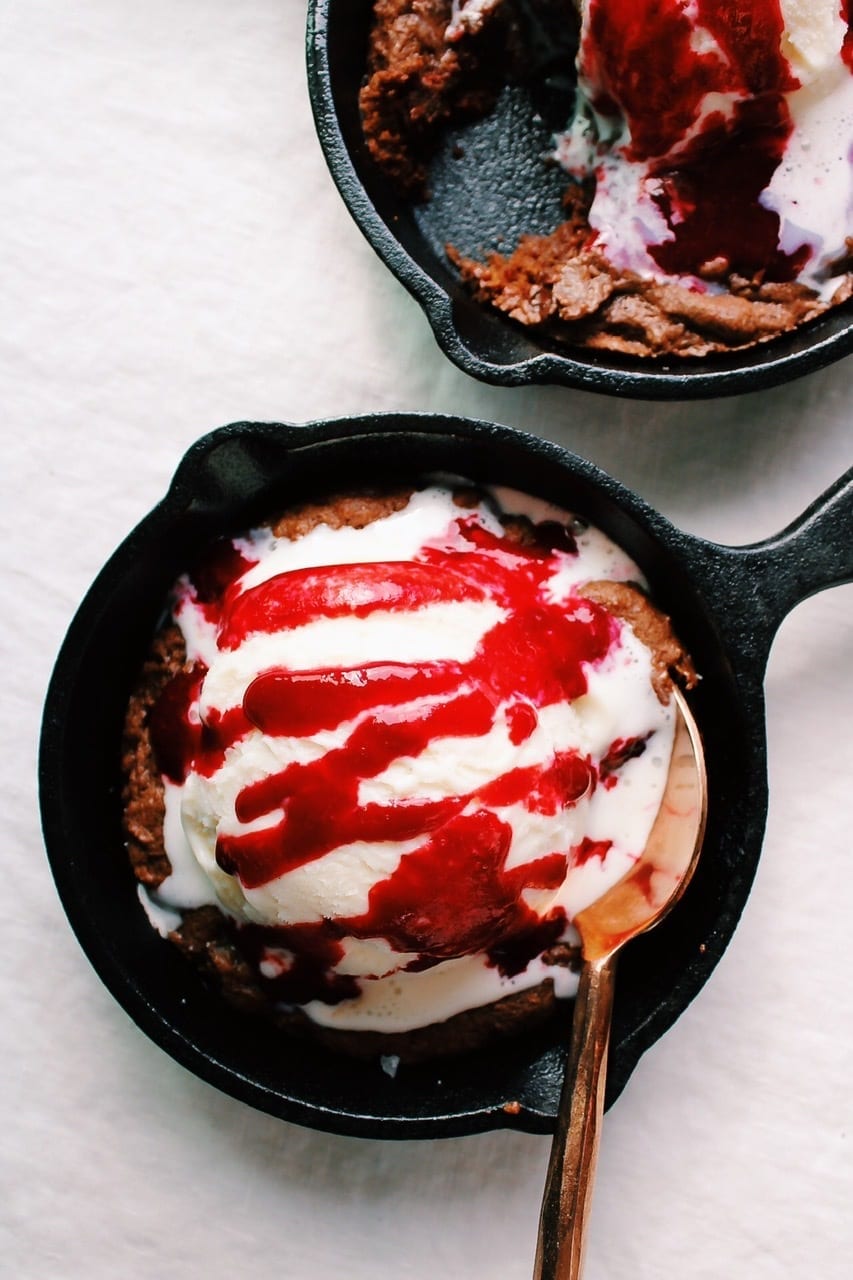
[39,416,853,1138]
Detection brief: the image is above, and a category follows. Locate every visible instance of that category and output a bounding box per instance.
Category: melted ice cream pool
[552,0,852,298]
[141,486,677,1034]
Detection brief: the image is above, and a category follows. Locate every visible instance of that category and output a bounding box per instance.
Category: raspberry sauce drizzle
[218,578,612,886]
[234,819,571,1006]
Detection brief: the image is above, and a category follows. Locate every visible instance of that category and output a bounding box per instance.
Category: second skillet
[306,0,853,399]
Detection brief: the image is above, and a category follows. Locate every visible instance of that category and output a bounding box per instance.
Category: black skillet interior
[306,0,853,400]
[39,415,851,1139]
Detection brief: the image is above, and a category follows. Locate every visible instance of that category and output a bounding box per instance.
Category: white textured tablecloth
[3,4,851,1277]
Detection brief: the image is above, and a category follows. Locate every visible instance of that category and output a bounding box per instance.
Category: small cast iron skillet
[40,415,853,1139]
[306,0,853,400]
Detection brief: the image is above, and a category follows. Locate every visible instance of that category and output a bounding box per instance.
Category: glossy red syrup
[244,661,470,737]
[843,1,853,72]
[234,820,571,1005]
[219,561,486,650]
[584,0,809,281]
[571,836,613,868]
[348,813,566,962]
[154,506,623,991]
[149,666,205,784]
[506,700,538,744]
[189,538,258,606]
[150,670,251,784]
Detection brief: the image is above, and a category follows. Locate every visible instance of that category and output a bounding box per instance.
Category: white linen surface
[2,3,851,1277]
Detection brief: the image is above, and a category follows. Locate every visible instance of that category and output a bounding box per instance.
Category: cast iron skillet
[306,0,853,400]
[40,415,853,1138]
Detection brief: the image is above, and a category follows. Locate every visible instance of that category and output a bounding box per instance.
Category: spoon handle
[533,954,617,1280]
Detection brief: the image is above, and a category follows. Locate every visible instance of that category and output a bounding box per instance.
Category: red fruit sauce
[584,0,813,281]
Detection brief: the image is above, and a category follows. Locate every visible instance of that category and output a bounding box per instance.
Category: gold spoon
[533,685,708,1280]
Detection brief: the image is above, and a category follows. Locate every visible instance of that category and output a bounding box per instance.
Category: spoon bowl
[535,687,707,1278]
[575,687,708,964]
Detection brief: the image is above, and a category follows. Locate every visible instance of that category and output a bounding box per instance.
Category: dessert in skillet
[361,0,853,357]
[122,485,696,1060]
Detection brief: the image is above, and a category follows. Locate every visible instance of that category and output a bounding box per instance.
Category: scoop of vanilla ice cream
[143,486,676,1032]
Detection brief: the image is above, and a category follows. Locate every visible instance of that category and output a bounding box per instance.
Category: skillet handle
[685,467,853,667]
[756,466,853,614]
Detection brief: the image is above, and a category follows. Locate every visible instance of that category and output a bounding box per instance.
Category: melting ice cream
[139,486,683,1033]
[554,0,852,295]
